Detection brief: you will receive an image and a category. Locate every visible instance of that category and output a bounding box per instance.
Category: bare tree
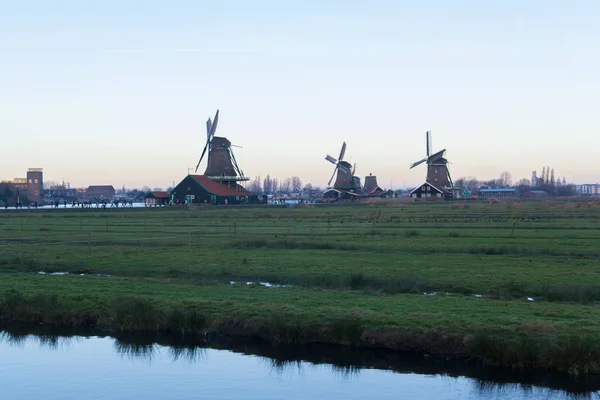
[263,174,272,194]
[271,178,279,193]
[291,176,302,192]
[518,178,531,186]
[541,167,546,184]
[248,176,262,193]
[499,171,512,187]
[550,169,555,186]
[280,178,292,193]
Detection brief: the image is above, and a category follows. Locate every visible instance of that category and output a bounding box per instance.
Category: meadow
[1,199,600,374]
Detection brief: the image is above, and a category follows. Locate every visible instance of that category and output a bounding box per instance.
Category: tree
[280,178,292,193]
[303,183,313,192]
[271,178,279,193]
[247,176,262,194]
[263,175,272,194]
[454,177,466,188]
[541,167,546,184]
[518,178,531,186]
[291,176,302,192]
[546,166,551,184]
[562,177,567,186]
[550,169,555,186]
[499,171,512,187]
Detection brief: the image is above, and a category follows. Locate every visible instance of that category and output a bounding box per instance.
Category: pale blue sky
[1,0,598,189]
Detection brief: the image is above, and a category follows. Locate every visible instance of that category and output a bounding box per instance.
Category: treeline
[454,166,577,196]
[247,175,321,195]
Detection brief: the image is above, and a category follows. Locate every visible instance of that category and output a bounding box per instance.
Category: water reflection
[1,325,599,399]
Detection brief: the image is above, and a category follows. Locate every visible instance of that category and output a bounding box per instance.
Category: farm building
[523,190,548,199]
[322,188,361,200]
[478,188,520,199]
[170,175,257,205]
[145,191,170,206]
[86,185,115,201]
[410,182,451,199]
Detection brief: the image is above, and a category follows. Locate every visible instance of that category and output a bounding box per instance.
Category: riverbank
[2,273,600,375]
[1,201,600,375]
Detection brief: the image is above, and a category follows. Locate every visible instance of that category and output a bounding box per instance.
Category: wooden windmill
[410,131,453,188]
[325,142,360,190]
[194,110,248,184]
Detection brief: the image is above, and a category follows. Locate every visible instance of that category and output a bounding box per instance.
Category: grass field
[1,199,600,374]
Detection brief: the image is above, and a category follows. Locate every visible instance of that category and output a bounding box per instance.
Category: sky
[1,0,599,189]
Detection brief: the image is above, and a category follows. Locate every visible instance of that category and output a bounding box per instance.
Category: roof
[87,185,115,191]
[479,188,518,193]
[188,175,255,197]
[323,188,360,197]
[528,190,547,194]
[410,182,449,195]
[147,191,170,199]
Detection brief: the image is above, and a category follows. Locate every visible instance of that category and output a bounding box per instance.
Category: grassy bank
[1,200,600,374]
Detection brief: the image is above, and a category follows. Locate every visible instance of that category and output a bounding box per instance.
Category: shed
[478,188,520,199]
[86,185,116,201]
[145,191,170,206]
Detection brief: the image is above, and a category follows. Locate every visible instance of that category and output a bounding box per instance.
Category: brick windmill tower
[194,109,248,186]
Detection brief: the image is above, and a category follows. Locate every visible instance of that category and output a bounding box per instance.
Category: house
[410,182,451,200]
[170,175,257,205]
[86,185,116,201]
[145,191,170,206]
[322,188,361,200]
[478,188,520,199]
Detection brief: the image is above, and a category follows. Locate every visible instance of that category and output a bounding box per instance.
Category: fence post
[88,232,91,254]
[188,229,191,246]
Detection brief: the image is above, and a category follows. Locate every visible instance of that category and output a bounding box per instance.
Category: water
[0,329,597,400]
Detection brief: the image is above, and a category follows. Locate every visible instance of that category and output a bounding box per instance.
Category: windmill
[194,110,248,183]
[410,131,453,188]
[325,142,360,190]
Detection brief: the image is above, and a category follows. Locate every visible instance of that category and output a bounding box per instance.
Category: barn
[410,182,451,199]
[86,185,116,201]
[145,191,170,206]
[479,188,520,199]
[170,175,257,205]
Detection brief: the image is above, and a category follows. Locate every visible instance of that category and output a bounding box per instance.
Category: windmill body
[195,110,249,185]
[409,131,454,199]
[325,142,361,191]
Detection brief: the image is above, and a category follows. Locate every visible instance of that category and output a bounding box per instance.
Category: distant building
[86,185,116,201]
[580,184,600,196]
[170,175,257,205]
[145,191,170,206]
[479,188,520,199]
[0,168,44,204]
[523,190,548,199]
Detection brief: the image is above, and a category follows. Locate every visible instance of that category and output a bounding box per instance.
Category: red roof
[148,191,169,199]
[189,175,256,197]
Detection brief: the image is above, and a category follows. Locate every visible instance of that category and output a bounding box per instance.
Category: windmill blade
[194,149,206,172]
[338,142,346,161]
[206,118,212,140]
[352,163,356,175]
[228,147,244,178]
[325,155,337,164]
[208,110,219,139]
[328,166,338,186]
[426,131,431,157]
[410,158,427,169]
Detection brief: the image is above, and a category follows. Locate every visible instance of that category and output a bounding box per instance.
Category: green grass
[1,200,600,372]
